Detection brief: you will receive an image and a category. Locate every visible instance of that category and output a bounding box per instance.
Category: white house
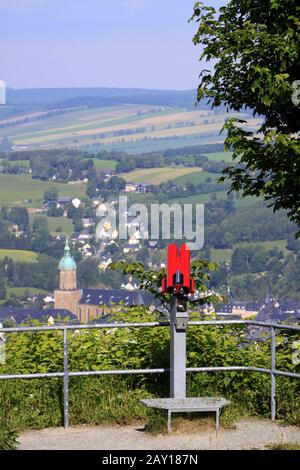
[72,198,81,208]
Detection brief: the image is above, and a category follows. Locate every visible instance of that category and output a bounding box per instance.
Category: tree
[9,207,29,231]
[191,1,300,233]
[44,188,58,202]
[0,269,6,300]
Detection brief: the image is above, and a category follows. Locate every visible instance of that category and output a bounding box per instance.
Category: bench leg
[167,410,172,433]
[216,409,220,435]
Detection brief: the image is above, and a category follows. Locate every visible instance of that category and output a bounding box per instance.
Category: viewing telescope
[162,243,195,311]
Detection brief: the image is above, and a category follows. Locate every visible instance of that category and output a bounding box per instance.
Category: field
[0,249,38,262]
[119,167,199,185]
[211,240,289,264]
[29,214,74,236]
[3,159,30,167]
[0,174,86,206]
[0,102,260,151]
[93,159,117,170]
[204,151,233,162]
[173,171,219,186]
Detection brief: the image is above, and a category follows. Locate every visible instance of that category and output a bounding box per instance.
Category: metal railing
[0,319,299,428]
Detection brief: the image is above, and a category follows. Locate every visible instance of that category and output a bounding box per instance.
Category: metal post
[167,410,172,433]
[170,295,187,398]
[271,327,276,421]
[216,409,220,434]
[63,328,69,428]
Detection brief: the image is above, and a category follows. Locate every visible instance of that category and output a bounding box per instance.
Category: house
[57,196,71,208]
[136,183,150,193]
[125,182,138,193]
[81,243,92,257]
[148,240,158,250]
[92,198,102,208]
[98,257,112,271]
[72,198,81,208]
[81,218,95,228]
[78,230,93,241]
[123,243,140,254]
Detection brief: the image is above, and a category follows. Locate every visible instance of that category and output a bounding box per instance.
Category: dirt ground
[18,419,300,450]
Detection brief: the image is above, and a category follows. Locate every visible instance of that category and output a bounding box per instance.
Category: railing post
[271,327,276,421]
[170,295,187,398]
[63,328,69,428]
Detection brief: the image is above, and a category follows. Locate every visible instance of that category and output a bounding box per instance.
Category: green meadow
[0,249,38,262]
[172,170,219,186]
[0,174,86,206]
[204,151,233,162]
[93,159,117,170]
[29,214,74,236]
[211,240,289,264]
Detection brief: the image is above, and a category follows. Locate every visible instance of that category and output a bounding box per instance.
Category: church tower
[54,240,82,317]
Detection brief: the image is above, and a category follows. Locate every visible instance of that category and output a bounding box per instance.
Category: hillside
[0,87,259,153]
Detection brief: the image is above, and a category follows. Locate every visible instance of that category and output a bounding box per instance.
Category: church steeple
[59,238,77,271]
[58,239,77,290]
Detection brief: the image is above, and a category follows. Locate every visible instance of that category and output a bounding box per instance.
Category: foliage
[0,309,299,448]
[267,442,300,450]
[109,259,220,306]
[0,417,18,450]
[191,1,300,232]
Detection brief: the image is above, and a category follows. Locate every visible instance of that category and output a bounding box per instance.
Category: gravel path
[18,419,300,450]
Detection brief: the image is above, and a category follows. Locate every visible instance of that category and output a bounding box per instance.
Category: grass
[211,240,289,264]
[5,103,260,149]
[211,248,234,264]
[0,249,38,262]
[267,442,300,450]
[119,167,198,185]
[170,190,230,204]
[0,174,86,206]
[93,159,116,170]
[29,214,74,236]
[204,151,233,162]
[7,159,30,167]
[173,170,219,186]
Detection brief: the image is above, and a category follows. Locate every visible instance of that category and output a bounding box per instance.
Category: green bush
[0,307,299,446]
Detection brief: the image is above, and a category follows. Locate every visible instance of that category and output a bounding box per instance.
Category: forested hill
[6,87,202,110]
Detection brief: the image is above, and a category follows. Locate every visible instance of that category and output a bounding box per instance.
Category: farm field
[0,249,38,262]
[0,174,86,206]
[170,191,259,207]
[0,105,156,138]
[173,171,219,186]
[93,159,117,170]
[211,240,289,264]
[119,167,199,185]
[204,151,233,162]
[0,102,258,151]
[13,116,260,148]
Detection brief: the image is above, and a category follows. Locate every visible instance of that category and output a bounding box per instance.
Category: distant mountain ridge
[5,86,208,110]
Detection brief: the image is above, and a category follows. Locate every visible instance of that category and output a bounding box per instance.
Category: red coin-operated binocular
[162,244,195,307]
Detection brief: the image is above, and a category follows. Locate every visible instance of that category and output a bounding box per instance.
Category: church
[54,240,156,323]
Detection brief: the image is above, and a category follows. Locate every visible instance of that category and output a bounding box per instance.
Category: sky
[0,0,225,90]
